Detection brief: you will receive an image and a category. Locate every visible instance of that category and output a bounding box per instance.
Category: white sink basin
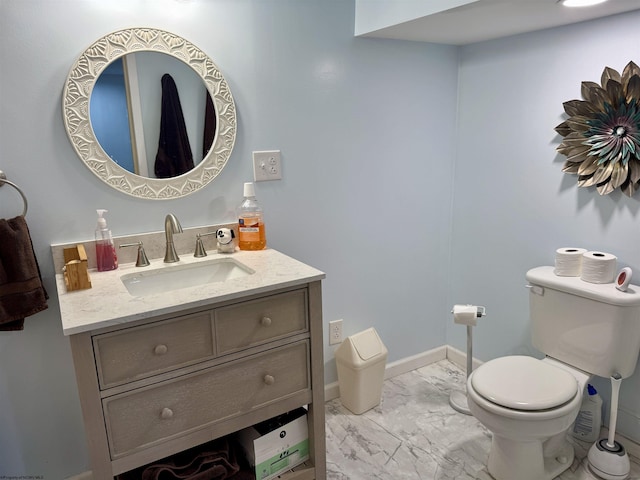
[121,257,254,296]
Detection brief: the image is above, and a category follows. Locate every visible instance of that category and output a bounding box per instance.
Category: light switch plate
[253,150,282,181]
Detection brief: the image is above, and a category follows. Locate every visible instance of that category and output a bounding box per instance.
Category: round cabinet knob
[154,344,168,355]
[260,317,272,327]
[264,374,275,385]
[160,407,174,419]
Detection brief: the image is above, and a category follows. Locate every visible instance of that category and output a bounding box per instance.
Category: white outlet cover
[329,319,343,345]
[253,150,282,181]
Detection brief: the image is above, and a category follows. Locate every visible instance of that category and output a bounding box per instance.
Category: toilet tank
[526,266,640,379]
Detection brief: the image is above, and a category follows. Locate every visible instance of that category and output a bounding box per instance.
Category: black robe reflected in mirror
[154,73,194,178]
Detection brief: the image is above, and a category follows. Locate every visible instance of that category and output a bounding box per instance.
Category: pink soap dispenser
[95,209,118,272]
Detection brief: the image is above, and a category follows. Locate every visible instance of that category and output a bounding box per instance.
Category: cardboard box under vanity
[236,407,309,480]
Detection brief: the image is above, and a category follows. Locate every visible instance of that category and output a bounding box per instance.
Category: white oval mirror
[62,28,236,199]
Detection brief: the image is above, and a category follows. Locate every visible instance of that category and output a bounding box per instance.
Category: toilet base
[487,432,574,480]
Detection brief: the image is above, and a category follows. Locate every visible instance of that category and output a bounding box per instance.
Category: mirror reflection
[90,52,215,178]
[62,28,236,200]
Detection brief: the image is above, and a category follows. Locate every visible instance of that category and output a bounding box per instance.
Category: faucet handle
[194,232,218,258]
[119,242,151,267]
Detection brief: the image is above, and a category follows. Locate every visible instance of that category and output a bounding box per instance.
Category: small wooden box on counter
[63,244,92,291]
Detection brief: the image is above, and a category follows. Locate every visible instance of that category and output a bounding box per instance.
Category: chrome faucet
[164,214,183,263]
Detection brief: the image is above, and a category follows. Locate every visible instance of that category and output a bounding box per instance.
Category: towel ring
[0,170,28,217]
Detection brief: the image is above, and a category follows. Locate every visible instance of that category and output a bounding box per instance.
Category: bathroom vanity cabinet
[54,247,326,480]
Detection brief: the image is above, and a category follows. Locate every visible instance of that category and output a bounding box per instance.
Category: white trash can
[335,327,388,414]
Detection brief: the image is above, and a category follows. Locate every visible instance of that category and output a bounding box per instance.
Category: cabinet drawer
[94,312,214,389]
[103,341,309,458]
[215,289,307,354]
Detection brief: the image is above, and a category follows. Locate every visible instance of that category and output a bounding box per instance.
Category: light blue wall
[1,0,639,477]
[450,11,640,444]
[0,0,457,477]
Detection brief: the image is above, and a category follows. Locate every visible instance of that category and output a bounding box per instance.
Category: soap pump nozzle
[96,209,108,230]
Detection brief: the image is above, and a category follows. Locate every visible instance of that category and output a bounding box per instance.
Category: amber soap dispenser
[237,182,266,250]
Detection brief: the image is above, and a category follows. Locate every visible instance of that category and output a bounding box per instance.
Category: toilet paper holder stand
[449,305,486,416]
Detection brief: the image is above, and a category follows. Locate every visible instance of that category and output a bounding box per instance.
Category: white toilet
[466,266,640,480]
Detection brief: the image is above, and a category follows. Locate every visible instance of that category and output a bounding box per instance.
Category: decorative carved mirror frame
[62,28,236,199]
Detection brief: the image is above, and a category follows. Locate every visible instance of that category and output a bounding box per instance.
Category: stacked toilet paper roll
[554,247,587,276]
[581,251,617,284]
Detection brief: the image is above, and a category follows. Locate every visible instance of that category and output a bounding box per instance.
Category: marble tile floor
[325,359,640,480]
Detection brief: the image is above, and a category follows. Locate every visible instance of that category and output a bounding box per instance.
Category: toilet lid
[471,356,578,411]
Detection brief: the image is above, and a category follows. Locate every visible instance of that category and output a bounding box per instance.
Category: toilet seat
[471,356,578,411]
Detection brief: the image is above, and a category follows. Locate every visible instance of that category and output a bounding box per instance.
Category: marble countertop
[55,248,325,336]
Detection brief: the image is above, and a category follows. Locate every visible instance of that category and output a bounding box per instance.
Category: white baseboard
[601,427,640,460]
[384,345,447,379]
[324,345,447,402]
[324,380,340,402]
[67,344,640,480]
[445,347,640,458]
[445,344,484,371]
[66,471,92,480]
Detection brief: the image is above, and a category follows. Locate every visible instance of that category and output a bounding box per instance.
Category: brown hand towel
[0,215,48,330]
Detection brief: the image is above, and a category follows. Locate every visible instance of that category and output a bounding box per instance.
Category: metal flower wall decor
[555,61,640,197]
